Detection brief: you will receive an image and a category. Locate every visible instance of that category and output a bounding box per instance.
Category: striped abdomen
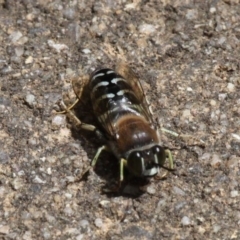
[89,68,159,156]
[90,68,145,129]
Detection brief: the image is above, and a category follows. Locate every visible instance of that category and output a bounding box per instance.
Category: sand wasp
[59,62,174,186]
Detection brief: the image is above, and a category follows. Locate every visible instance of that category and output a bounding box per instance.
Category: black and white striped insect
[59,62,173,185]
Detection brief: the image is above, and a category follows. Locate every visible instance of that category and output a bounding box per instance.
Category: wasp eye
[127,151,143,177]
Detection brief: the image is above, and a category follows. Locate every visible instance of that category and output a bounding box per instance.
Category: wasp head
[126,145,166,177]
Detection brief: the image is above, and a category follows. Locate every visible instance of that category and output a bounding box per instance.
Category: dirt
[0,0,239,239]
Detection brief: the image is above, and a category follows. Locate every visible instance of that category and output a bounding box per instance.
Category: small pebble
[52,115,65,126]
[218,93,227,101]
[125,3,137,10]
[203,187,212,194]
[99,200,110,208]
[33,175,46,184]
[42,229,51,239]
[79,220,90,229]
[157,199,167,208]
[64,228,79,234]
[24,120,33,128]
[24,93,36,108]
[15,46,24,57]
[181,109,191,119]
[173,186,185,196]
[210,99,217,106]
[76,234,84,240]
[47,167,52,175]
[217,36,226,45]
[67,23,81,42]
[0,151,10,164]
[230,190,239,198]
[138,24,156,34]
[227,83,235,92]
[26,13,35,21]
[9,31,23,43]
[63,8,76,20]
[199,152,211,162]
[64,205,73,216]
[78,220,91,234]
[95,218,103,228]
[0,225,10,234]
[213,224,221,233]
[146,185,156,195]
[198,226,206,234]
[210,154,222,167]
[48,40,69,53]
[22,231,32,240]
[181,216,191,226]
[209,7,216,13]
[82,49,91,54]
[25,56,33,64]
[45,213,56,223]
[186,9,198,20]
[227,155,239,168]
[175,201,187,211]
[180,109,193,121]
[11,178,24,190]
[65,193,72,199]
[1,65,12,74]
[28,137,37,146]
[232,134,240,141]
[17,36,28,45]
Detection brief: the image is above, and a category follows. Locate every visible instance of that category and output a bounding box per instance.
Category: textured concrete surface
[0,0,239,239]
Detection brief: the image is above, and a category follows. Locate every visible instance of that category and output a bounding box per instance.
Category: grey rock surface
[0,0,239,239]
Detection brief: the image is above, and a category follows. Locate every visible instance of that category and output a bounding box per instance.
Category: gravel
[0,0,239,239]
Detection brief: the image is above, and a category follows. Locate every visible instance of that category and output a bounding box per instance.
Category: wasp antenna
[160,127,179,137]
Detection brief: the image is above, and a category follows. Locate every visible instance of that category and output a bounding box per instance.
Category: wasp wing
[115,61,156,127]
[72,74,90,101]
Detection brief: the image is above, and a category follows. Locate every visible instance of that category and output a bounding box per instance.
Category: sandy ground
[0,0,240,239]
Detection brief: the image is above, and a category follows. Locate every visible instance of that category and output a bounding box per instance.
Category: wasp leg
[58,101,109,184]
[59,100,100,133]
[67,145,110,185]
[111,158,126,191]
[56,98,79,114]
[91,145,109,167]
[160,127,205,147]
[160,127,179,137]
[120,158,127,182]
[75,145,109,182]
[100,158,126,194]
[155,149,174,179]
[165,149,174,170]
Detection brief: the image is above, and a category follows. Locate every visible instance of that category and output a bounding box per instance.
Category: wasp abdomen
[90,69,145,133]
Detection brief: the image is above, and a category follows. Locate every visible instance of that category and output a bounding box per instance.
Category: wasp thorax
[126,145,166,177]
